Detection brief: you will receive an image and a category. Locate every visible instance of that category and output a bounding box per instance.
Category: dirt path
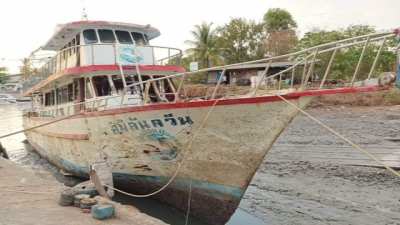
[240,105,400,225]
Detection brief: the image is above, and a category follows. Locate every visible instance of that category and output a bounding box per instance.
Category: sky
[0,0,399,73]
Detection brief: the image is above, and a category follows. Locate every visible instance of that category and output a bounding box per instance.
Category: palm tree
[185,22,221,68]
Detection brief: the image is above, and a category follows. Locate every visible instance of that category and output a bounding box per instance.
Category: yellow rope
[104,99,221,198]
[276,94,400,178]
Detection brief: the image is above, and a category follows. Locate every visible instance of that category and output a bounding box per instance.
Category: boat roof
[42,20,161,51]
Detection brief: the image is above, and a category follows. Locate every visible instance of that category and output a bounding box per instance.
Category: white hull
[24,95,312,224]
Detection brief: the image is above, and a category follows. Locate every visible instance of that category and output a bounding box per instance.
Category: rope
[184,173,193,225]
[104,99,221,198]
[276,94,400,178]
[0,113,81,140]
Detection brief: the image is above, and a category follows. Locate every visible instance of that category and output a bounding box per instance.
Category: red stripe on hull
[64,65,185,74]
[83,85,385,117]
[25,85,386,121]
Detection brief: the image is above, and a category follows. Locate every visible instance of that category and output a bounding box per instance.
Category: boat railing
[123,30,398,101]
[23,43,182,92]
[27,30,399,118]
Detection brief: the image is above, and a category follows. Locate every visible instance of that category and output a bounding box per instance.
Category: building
[206,61,301,86]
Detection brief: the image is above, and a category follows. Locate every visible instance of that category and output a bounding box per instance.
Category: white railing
[27,30,400,118]
[23,43,182,92]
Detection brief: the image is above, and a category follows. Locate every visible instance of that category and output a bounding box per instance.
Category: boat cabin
[25,21,185,117]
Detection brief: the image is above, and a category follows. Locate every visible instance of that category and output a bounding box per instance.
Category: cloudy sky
[0,0,399,72]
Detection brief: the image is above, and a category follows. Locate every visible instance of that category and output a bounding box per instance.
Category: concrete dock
[0,158,167,225]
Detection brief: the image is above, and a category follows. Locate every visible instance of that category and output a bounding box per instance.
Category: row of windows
[43,75,139,106]
[83,29,148,46]
[44,84,74,106]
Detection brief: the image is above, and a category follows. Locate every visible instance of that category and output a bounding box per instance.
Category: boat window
[68,42,72,56]
[85,78,94,99]
[71,39,76,54]
[92,76,112,97]
[124,75,140,95]
[98,29,116,43]
[56,89,61,104]
[111,75,124,93]
[115,30,133,44]
[61,86,69,104]
[68,83,74,102]
[44,91,55,106]
[83,29,98,44]
[131,32,147,45]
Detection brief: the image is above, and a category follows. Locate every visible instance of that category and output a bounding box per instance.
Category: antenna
[81,0,88,20]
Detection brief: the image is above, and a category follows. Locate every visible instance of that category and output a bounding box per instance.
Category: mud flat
[0,158,167,225]
[240,105,400,225]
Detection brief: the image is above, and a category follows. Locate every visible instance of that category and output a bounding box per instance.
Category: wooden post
[0,142,9,159]
[89,167,110,199]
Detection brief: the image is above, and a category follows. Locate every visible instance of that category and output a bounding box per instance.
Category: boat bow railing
[123,31,398,101]
[28,30,399,117]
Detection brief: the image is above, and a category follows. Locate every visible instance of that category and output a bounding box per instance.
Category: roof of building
[207,61,301,72]
[42,20,161,51]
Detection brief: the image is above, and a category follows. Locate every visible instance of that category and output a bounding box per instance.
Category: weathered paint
[24,95,313,224]
[23,85,386,224]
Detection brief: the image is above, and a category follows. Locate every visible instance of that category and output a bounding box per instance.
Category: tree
[263,8,297,32]
[263,8,298,56]
[217,18,266,64]
[185,22,221,69]
[296,25,396,80]
[0,67,7,84]
[20,58,37,80]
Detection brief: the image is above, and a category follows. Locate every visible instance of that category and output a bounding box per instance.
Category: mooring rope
[276,94,400,178]
[0,113,81,140]
[104,99,221,198]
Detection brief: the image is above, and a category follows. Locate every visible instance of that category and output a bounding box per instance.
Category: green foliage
[217,18,266,64]
[185,22,222,69]
[0,67,8,84]
[263,8,297,32]
[297,25,396,80]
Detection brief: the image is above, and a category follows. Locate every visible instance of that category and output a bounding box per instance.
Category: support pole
[253,62,271,96]
[367,37,386,80]
[351,37,370,86]
[320,48,338,88]
[303,49,319,89]
[210,69,226,99]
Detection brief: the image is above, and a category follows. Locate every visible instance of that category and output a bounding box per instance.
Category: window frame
[115,30,133,44]
[83,29,98,44]
[97,29,117,44]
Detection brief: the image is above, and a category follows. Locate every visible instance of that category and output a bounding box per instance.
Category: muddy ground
[241,105,400,225]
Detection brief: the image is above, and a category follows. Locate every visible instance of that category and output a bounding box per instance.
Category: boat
[22,20,399,224]
[0,93,17,104]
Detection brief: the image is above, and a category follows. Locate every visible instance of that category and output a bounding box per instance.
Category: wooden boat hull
[23,95,313,224]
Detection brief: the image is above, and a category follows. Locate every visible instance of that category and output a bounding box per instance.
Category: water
[0,104,266,225]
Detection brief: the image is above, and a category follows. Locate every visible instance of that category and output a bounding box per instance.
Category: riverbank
[241,105,400,225]
[0,157,168,225]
